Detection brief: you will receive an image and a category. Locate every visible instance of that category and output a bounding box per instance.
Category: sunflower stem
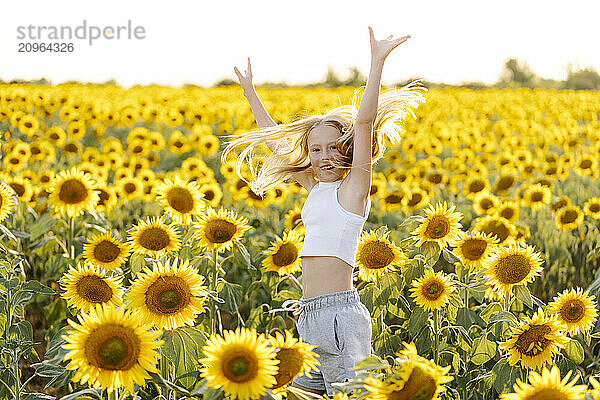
[433,309,440,365]
[67,216,76,265]
[503,291,511,313]
[211,249,221,335]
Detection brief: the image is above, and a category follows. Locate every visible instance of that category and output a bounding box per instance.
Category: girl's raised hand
[368,26,410,62]
[234,57,254,91]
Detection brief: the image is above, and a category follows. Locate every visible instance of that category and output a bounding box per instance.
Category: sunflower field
[0,83,599,400]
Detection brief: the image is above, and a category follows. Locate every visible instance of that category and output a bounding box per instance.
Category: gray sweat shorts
[287,288,373,396]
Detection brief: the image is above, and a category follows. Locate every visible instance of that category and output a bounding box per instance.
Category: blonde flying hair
[221,81,427,197]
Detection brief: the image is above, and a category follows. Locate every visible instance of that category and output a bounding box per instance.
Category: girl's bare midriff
[300,255,353,299]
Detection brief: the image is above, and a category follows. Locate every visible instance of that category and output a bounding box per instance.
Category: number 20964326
[18,42,74,52]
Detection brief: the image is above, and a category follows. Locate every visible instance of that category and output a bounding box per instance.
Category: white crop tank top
[299,179,371,267]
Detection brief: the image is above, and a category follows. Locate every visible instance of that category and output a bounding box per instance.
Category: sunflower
[61,304,163,394]
[0,182,16,222]
[573,152,599,178]
[199,326,280,400]
[127,258,208,330]
[6,176,34,203]
[128,216,181,258]
[500,365,586,400]
[412,201,464,249]
[472,191,501,216]
[46,126,67,146]
[453,231,500,272]
[48,167,99,218]
[547,287,598,337]
[483,243,544,296]
[522,184,552,211]
[199,182,223,208]
[410,269,454,311]
[266,330,320,391]
[494,170,518,193]
[94,185,118,213]
[283,206,305,236]
[381,189,407,212]
[364,342,452,400]
[83,231,131,270]
[499,308,568,370]
[401,187,431,214]
[556,206,584,231]
[155,176,206,225]
[18,114,39,136]
[118,176,143,202]
[473,215,518,246]
[59,263,124,313]
[355,229,406,283]
[462,176,491,200]
[583,198,600,219]
[494,201,520,223]
[262,231,303,277]
[192,207,252,254]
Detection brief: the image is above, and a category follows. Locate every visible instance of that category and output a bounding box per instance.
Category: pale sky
[1,0,599,88]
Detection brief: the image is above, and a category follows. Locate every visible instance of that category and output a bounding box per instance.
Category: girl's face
[308,125,345,182]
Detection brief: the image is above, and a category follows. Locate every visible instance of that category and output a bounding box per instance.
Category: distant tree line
[3,58,599,90]
[216,58,600,90]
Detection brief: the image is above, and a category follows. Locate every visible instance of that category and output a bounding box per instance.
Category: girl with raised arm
[223,27,426,397]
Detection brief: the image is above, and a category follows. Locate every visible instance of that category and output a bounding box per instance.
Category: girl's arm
[355,28,410,125]
[349,27,411,197]
[234,58,284,152]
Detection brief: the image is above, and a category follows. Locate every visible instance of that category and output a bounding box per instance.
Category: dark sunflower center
[580,160,592,169]
[64,143,79,153]
[500,208,515,220]
[145,276,191,315]
[385,194,403,204]
[480,221,510,244]
[138,227,171,251]
[124,183,137,194]
[9,183,25,197]
[272,242,298,267]
[494,254,531,285]
[514,324,551,357]
[206,220,236,244]
[24,122,33,128]
[96,189,109,206]
[560,210,578,224]
[469,181,485,193]
[272,348,304,389]
[203,189,215,201]
[76,275,113,303]
[426,216,450,239]
[10,158,20,165]
[50,133,60,140]
[496,176,515,191]
[428,174,442,184]
[590,203,600,213]
[388,365,437,400]
[560,299,585,323]
[167,187,194,214]
[461,239,487,260]
[531,192,544,202]
[85,324,140,371]
[222,349,258,383]
[422,281,443,301]
[58,178,88,204]
[480,199,494,210]
[359,241,394,269]
[93,240,121,263]
[407,193,423,207]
